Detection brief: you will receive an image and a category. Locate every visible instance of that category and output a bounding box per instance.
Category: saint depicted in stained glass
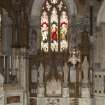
[60,11,68,51]
[51,22,58,41]
[41,11,49,52]
[41,0,69,52]
[50,7,58,52]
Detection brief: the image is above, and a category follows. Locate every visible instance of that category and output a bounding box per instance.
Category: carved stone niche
[37,85,45,97]
[38,63,44,85]
[46,77,62,97]
[45,62,62,97]
[62,87,69,97]
[37,62,45,97]
[31,64,38,83]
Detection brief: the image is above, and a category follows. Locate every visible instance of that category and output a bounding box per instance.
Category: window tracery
[41,0,69,52]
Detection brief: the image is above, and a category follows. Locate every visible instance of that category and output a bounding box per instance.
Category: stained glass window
[41,0,69,52]
[0,9,2,40]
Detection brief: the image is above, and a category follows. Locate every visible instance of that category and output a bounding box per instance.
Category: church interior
[0,0,105,105]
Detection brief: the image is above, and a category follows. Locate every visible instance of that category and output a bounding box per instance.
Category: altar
[37,98,70,105]
[30,97,93,105]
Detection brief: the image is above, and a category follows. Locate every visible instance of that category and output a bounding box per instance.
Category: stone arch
[97,0,105,26]
[29,0,77,54]
[31,0,77,17]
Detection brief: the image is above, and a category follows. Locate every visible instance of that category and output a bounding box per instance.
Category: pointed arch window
[41,0,69,52]
[0,9,2,41]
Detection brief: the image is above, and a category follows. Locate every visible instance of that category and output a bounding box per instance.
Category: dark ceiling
[0,0,33,19]
[0,0,103,19]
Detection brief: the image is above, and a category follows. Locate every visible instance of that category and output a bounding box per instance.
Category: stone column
[19,48,28,90]
[93,34,98,64]
[2,11,12,55]
[12,1,29,48]
[2,11,13,83]
[94,30,102,64]
[12,48,20,86]
[100,23,105,69]
[12,48,28,104]
[19,11,29,47]
[20,48,29,105]
[12,48,28,89]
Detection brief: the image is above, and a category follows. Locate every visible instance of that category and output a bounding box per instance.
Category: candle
[3,55,5,69]
[16,56,18,69]
[10,56,12,69]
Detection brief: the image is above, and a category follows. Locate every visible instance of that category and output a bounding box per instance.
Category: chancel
[0,0,105,105]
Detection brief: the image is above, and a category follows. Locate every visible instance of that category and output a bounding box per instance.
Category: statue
[38,63,44,84]
[63,63,69,83]
[70,65,76,82]
[82,56,89,83]
[57,65,63,79]
[45,65,50,77]
[28,29,38,55]
[0,73,4,90]
[31,65,38,83]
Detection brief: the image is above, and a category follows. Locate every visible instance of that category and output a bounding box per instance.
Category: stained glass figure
[50,7,58,52]
[60,11,68,52]
[41,11,49,52]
